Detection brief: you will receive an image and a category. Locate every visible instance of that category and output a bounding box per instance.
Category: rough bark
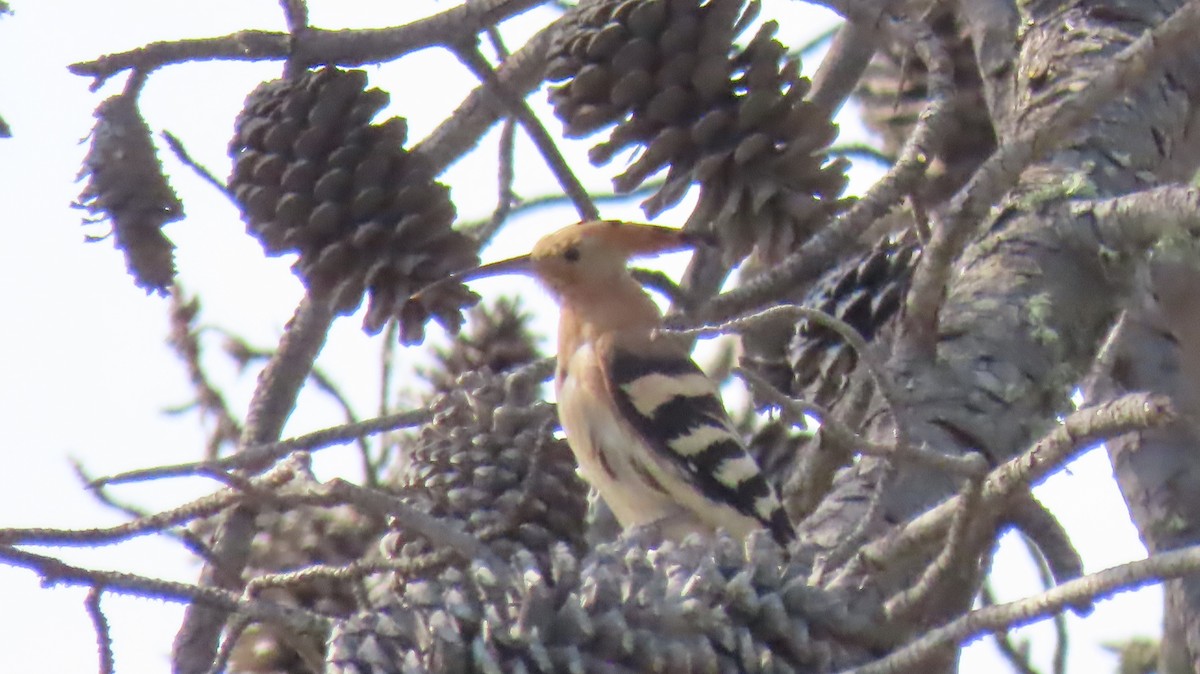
[798,0,1200,644]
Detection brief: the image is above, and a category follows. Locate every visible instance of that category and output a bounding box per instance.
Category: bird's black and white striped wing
[600,343,795,544]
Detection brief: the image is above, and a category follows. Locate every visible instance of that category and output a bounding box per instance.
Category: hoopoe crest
[419,220,794,545]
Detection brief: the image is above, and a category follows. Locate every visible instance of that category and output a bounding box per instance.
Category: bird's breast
[556,343,684,529]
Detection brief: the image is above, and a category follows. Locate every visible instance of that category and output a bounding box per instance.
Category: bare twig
[847,393,1174,585]
[278,0,308,34]
[1017,531,1071,674]
[668,304,913,447]
[452,42,598,221]
[91,407,431,488]
[736,366,986,476]
[207,615,251,674]
[167,290,242,459]
[69,0,548,89]
[174,295,336,674]
[0,545,328,633]
[459,178,669,235]
[86,587,115,674]
[1081,310,1129,400]
[828,143,894,166]
[228,338,383,485]
[161,131,235,201]
[631,268,688,306]
[884,476,987,621]
[245,559,407,594]
[472,116,520,244]
[305,479,512,579]
[843,543,1200,674]
[808,22,883,118]
[470,28,521,244]
[416,18,559,176]
[979,583,1044,674]
[3,461,300,547]
[1007,493,1086,599]
[70,460,223,567]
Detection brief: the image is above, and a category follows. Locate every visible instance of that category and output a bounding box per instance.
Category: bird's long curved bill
[411,254,533,299]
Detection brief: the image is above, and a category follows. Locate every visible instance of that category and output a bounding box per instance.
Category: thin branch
[167,290,242,459]
[226,336,377,487]
[0,545,329,633]
[631,268,688,306]
[1018,530,1071,674]
[415,17,559,176]
[808,21,882,118]
[842,544,1200,674]
[161,131,234,201]
[668,304,913,448]
[86,587,115,674]
[278,0,309,34]
[1006,493,1086,600]
[301,479,513,580]
[2,460,300,547]
[452,42,598,221]
[979,583,1044,674]
[736,366,986,476]
[245,560,406,594]
[829,143,895,167]
[846,392,1174,585]
[459,178,669,235]
[883,476,987,621]
[69,0,548,89]
[70,460,224,567]
[207,615,251,674]
[91,407,431,488]
[471,25,521,245]
[174,295,336,674]
[472,116,520,244]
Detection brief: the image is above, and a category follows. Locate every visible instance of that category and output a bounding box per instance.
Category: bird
[413,220,794,545]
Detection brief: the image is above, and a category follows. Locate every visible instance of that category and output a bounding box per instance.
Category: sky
[0,1,1161,672]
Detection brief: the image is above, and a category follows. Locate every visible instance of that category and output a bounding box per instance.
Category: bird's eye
[563,246,581,262]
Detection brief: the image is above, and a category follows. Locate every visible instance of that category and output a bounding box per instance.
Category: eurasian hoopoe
[416,220,794,545]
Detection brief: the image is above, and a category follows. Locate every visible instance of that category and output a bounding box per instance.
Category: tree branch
[845,544,1200,674]
[69,0,549,89]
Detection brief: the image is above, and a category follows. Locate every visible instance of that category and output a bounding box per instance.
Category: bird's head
[417,220,697,300]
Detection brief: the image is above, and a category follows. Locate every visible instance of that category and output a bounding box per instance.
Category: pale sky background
[0,1,1160,672]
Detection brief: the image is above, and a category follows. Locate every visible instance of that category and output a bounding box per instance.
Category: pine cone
[379,370,588,588]
[228,67,480,343]
[787,233,920,410]
[76,92,183,294]
[424,298,542,393]
[547,0,849,262]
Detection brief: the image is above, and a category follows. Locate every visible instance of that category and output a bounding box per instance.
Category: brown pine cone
[228,67,480,343]
[547,0,849,262]
[77,92,183,294]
